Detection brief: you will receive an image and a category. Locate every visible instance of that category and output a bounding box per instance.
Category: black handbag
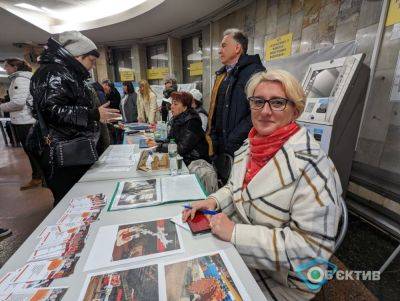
[35,101,98,168]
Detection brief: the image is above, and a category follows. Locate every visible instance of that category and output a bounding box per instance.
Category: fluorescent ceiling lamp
[5,0,164,34]
[41,0,147,23]
[14,3,44,13]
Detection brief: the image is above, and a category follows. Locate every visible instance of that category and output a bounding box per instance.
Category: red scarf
[243,122,300,188]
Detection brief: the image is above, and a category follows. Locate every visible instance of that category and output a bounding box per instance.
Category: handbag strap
[33,98,51,145]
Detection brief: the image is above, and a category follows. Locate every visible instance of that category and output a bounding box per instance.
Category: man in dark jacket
[206,28,265,159]
[161,76,177,122]
[29,31,120,205]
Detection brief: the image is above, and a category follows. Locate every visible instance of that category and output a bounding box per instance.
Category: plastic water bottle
[168,139,178,176]
[161,122,168,141]
[154,123,162,141]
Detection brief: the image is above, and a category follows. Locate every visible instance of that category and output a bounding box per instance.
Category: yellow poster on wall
[386,0,400,26]
[189,62,203,76]
[119,69,135,81]
[265,33,293,61]
[146,67,169,80]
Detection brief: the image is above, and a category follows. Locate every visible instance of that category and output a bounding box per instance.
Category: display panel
[307,67,343,98]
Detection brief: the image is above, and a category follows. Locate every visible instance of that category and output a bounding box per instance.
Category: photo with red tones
[165,253,244,301]
[112,219,181,262]
[82,265,158,301]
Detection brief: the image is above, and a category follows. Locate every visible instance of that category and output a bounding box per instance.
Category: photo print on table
[112,219,181,262]
[109,178,162,211]
[80,264,159,301]
[164,252,246,301]
[84,218,184,271]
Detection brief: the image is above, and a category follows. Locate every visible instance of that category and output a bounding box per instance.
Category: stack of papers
[0,259,73,301]
[99,145,137,167]
[1,287,68,301]
[124,122,151,131]
[0,195,107,300]
[30,194,107,262]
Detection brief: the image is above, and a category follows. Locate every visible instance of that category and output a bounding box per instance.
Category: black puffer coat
[161,108,209,166]
[29,38,99,146]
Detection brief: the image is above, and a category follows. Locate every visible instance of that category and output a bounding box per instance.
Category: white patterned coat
[209,126,342,300]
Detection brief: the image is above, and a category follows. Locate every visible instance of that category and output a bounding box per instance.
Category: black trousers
[13,124,42,179]
[44,164,91,206]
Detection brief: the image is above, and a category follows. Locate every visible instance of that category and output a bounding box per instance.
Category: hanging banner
[265,33,293,61]
[189,62,203,76]
[147,67,169,80]
[119,69,135,81]
[386,0,400,26]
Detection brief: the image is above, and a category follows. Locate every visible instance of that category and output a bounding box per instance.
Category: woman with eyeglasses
[183,70,342,300]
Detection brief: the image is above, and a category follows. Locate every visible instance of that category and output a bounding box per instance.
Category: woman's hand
[99,101,121,123]
[182,198,217,222]
[210,213,235,242]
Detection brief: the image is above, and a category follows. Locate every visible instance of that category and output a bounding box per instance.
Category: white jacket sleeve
[209,179,234,212]
[0,77,30,113]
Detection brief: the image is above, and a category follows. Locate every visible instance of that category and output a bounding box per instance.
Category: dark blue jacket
[207,54,265,156]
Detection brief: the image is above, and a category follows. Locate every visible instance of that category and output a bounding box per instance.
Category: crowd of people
[0,28,343,300]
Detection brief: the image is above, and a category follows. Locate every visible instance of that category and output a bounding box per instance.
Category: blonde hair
[139,79,151,100]
[246,69,306,114]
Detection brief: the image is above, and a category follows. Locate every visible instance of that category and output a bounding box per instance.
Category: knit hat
[190,89,203,103]
[58,31,99,57]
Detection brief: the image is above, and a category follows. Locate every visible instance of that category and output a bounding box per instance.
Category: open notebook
[108,174,207,211]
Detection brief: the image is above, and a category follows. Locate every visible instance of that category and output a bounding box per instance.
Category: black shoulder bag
[35,101,98,168]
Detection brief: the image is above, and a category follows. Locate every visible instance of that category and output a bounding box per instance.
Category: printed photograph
[82,265,158,301]
[112,219,181,262]
[165,253,243,301]
[117,179,158,206]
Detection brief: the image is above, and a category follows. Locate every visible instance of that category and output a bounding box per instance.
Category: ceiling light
[43,0,147,22]
[14,3,44,13]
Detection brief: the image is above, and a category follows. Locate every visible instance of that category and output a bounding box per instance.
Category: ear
[235,43,242,55]
[293,108,300,120]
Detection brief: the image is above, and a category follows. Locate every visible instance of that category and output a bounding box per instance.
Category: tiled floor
[0,141,398,300]
[0,142,53,267]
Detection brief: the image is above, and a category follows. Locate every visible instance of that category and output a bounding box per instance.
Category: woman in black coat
[28,32,120,205]
[158,92,209,166]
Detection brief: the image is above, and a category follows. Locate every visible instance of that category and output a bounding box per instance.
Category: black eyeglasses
[248,96,293,111]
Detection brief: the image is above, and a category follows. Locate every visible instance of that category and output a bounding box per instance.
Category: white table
[80,144,189,183]
[0,179,268,300]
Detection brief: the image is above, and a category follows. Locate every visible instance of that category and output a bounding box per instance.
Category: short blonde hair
[246,69,306,114]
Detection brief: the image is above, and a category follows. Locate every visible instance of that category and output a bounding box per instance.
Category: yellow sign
[146,67,169,80]
[386,0,400,26]
[265,33,293,61]
[189,62,203,76]
[119,69,135,81]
